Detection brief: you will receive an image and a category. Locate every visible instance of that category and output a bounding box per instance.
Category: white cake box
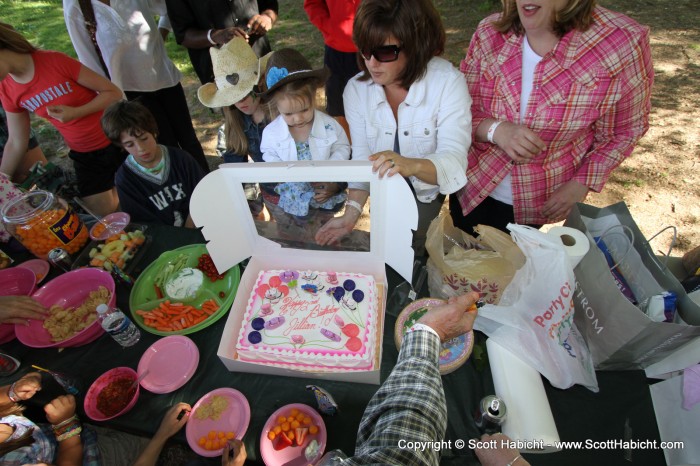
[190,160,417,384]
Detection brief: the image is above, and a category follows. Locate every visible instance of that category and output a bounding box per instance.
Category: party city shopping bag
[565,202,700,370]
[474,224,598,391]
[425,214,521,304]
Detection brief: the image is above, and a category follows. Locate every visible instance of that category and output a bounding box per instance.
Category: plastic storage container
[1,191,89,260]
[96,304,141,347]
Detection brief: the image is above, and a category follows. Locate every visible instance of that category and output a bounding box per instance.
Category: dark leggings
[125,83,209,173]
[449,195,542,235]
[324,45,360,117]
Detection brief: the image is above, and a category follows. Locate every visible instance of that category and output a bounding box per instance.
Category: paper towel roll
[547,226,590,269]
[486,339,561,453]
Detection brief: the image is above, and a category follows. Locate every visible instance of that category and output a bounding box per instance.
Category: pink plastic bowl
[0,267,37,343]
[84,367,139,421]
[15,268,115,348]
[89,212,131,241]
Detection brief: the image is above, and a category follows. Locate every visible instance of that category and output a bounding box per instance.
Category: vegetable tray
[129,244,240,336]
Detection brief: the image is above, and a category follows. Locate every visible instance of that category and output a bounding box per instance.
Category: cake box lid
[189,160,418,283]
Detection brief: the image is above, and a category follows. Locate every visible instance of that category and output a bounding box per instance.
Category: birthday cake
[235,270,379,371]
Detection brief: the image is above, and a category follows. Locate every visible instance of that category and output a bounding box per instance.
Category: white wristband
[345,200,363,215]
[206,29,217,45]
[407,323,440,339]
[486,121,503,144]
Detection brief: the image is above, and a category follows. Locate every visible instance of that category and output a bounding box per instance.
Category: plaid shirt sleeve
[345,329,446,465]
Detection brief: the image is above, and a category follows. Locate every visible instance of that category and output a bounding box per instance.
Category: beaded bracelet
[55,425,82,442]
[52,414,79,430]
[51,415,81,440]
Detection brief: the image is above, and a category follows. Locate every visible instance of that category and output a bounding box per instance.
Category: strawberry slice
[295,427,309,446]
[273,431,293,450]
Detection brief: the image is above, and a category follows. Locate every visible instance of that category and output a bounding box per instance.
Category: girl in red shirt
[0,22,124,216]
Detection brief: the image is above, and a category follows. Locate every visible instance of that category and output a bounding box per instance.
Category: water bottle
[96,304,141,347]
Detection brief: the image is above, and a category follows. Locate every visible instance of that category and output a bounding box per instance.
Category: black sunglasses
[360,45,402,63]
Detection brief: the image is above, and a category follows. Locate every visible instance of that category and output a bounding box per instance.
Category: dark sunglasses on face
[360,44,402,63]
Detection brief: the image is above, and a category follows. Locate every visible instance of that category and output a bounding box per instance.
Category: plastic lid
[96,304,109,315]
[0,190,55,224]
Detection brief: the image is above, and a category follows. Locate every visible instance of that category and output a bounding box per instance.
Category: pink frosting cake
[235,270,378,371]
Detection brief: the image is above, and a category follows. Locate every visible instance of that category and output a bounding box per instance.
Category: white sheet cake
[235,270,378,371]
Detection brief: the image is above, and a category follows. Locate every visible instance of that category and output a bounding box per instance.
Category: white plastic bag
[475,224,599,391]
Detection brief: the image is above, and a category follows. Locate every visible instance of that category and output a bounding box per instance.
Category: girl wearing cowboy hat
[258,48,350,225]
[197,37,273,217]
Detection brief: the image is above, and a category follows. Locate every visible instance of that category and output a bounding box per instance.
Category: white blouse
[63,0,181,92]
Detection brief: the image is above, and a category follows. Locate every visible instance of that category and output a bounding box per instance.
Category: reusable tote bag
[565,202,700,370]
[474,224,598,391]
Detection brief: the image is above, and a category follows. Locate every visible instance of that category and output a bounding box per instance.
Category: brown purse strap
[77,0,111,79]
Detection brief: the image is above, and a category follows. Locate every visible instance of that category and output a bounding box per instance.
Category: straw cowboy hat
[259,48,330,98]
[197,37,271,108]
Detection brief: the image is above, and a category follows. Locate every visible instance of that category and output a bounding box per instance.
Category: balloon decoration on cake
[256,276,289,304]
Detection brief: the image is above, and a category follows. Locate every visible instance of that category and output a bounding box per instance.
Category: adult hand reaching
[541,180,589,221]
[0,295,48,325]
[314,214,357,246]
[492,121,546,164]
[418,292,480,341]
[247,13,274,36]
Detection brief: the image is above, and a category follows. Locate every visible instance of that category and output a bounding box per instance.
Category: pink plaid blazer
[454,7,654,224]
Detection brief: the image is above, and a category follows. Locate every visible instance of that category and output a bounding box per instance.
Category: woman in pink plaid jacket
[451,0,653,233]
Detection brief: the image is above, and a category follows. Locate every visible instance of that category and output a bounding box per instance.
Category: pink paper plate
[186,387,251,457]
[17,259,50,284]
[137,335,199,394]
[260,403,327,466]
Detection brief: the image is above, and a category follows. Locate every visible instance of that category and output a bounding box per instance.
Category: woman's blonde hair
[222,94,271,155]
[493,0,597,36]
[223,105,249,156]
[0,22,38,54]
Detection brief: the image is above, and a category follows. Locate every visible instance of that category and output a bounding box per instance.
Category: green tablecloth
[0,225,664,465]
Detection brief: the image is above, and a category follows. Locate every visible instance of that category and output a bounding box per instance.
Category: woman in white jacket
[315,0,472,254]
